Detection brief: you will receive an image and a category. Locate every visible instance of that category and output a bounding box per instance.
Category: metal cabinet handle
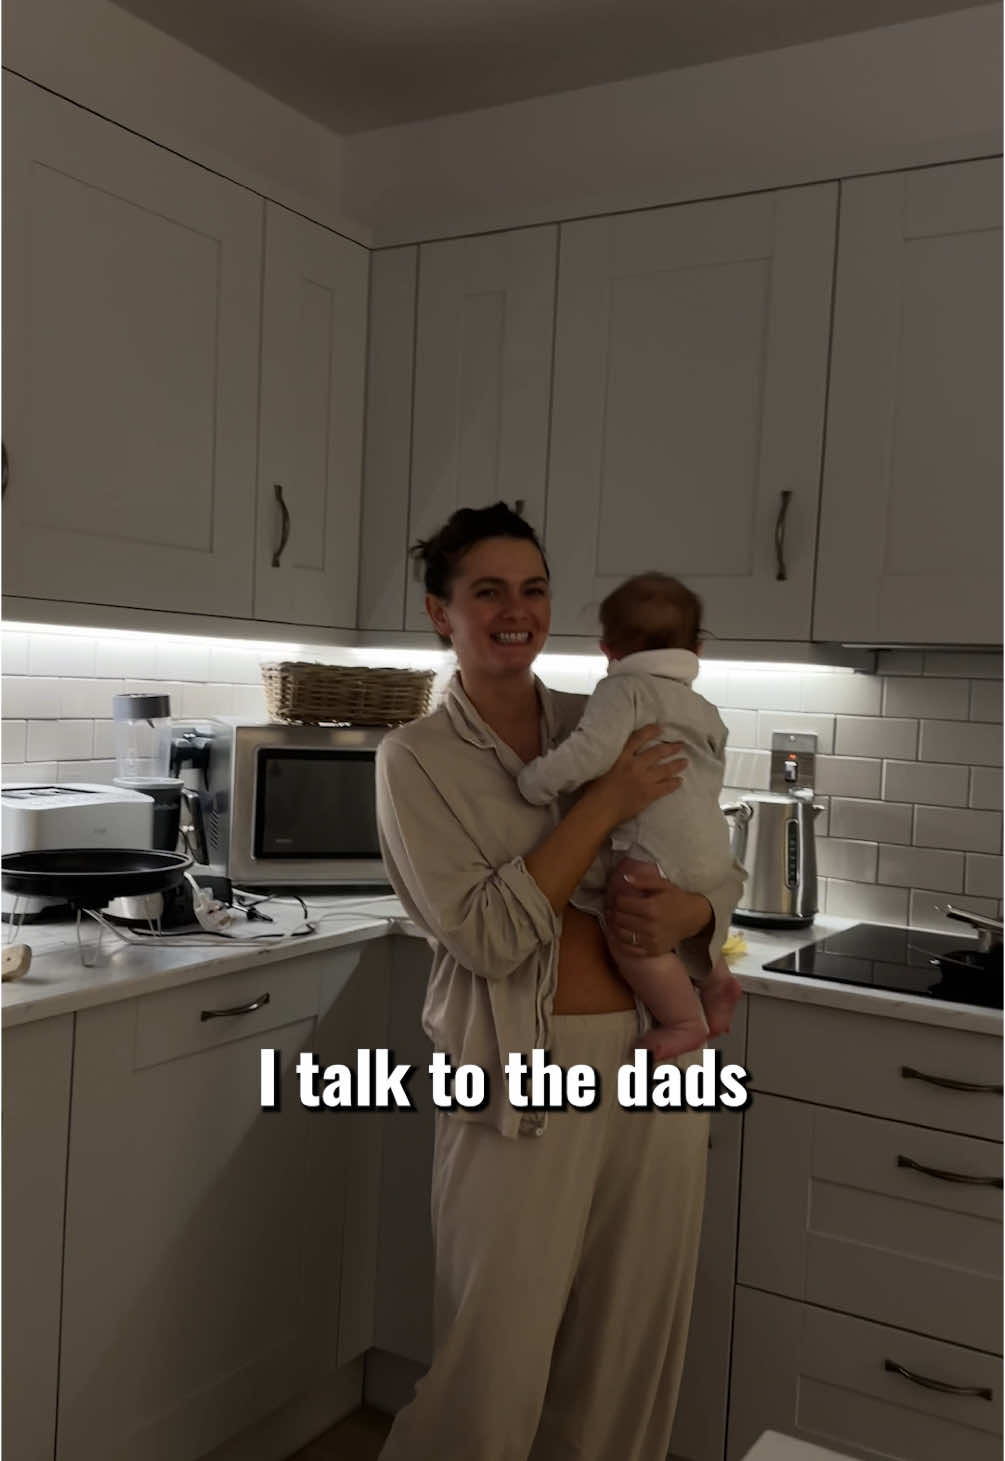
[883,1359,992,1401]
[897,1154,1003,1188]
[2,441,8,498]
[774,490,792,581]
[271,484,291,567]
[200,992,271,1021]
[901,1064,1003,1095]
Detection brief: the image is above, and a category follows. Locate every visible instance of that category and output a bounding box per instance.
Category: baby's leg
[606,934,708,1060]
[699,956,743,1037]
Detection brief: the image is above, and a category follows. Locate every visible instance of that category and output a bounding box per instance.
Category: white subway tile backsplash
[723,671,802,711]
[2,677,62,719]
[964,853,1003,899]
[883,677,970,720]
[923,652,1003,679]
[799,674,882,715]
[914,805,1001,854]
[919,719,1002,767]
[755,712,835,753]
[882,760,969,808]
[59,678,122,719]
[178,683,236,717]
[2,762,59,784]
[816,838,878,883]
[95,638,157,679]
[908,888,999,934]
[232,685,268,717]
[208,647,268,685]
[92,721,117,759]
[691,667,728,706]
[825,879,909,925]
[57,759,118,784]
[878,844,964,892]
[835,717,917,760]
[27,634,97,678]
[830,797,912,845]
[155,641,211,682]
[722,749,771,792]
[2,721,27,763]
[720,708,758,746]
[27,720,93,762]
[814,756,882,798]
[970,767,1004,812]
[970,681,1003,723]
[2,633,29,675]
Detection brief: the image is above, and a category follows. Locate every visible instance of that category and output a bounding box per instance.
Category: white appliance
[1,782,154,916]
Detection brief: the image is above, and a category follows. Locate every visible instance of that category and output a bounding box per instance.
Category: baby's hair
[410,501,549,599]
[599,573,703,656]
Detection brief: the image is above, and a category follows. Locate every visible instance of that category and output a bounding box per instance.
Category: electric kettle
[722,791,825,927]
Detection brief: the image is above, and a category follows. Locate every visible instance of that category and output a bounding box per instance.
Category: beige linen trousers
[378,1011,710,1461]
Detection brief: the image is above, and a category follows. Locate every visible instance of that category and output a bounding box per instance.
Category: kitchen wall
[2,625,1000,935]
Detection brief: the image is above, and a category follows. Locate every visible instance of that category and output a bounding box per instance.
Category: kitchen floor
[288,1407,392,1460]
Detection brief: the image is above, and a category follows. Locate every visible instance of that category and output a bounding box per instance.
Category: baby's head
[599,573,703,661]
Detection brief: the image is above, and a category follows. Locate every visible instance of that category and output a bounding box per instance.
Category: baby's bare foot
[701,972,742,1036]
[639,1019,708,1061]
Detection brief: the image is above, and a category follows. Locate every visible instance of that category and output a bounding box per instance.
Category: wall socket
[769,731,817,795]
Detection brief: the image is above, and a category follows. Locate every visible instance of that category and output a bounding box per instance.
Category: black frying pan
[1,849,192,906]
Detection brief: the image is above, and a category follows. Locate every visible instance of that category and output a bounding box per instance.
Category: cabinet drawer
[739,1094,1002,1352]
[747,997,1002,1138]
[133,951,327,1068]
[728,1287,1002,1461]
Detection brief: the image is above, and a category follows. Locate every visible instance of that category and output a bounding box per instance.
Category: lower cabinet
[730,995,1004,1461]
[54,945,385,1461]
[2,1014,74,1461]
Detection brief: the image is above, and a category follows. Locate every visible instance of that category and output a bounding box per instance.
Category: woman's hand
[605,858,713,957]
[586,724,686,830]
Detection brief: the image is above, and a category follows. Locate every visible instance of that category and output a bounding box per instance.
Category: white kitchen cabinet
[2,75,262,619]
[546,186,836,640]
[728,1287,1001,1461]
[814,159,1003,645]
[2,1014,74,1461]
[254,205,368,628]
[401,227,558,629]
[55,950,360,1461]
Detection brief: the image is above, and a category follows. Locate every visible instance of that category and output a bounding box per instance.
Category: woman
[376,502,744,1461]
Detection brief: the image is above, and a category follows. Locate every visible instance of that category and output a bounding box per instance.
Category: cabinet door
[2,1016,73,1461]
[402,227,558,630]
[56,953,348,1461]
[254,205,368,628]
[814,160,1002,644]
[728,1287,1001,1461]
[738,1094,1002,1354]
[546,186,836,639]
[2,75,262,617]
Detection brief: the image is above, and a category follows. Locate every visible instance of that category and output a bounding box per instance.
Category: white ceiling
[111,0,993,134]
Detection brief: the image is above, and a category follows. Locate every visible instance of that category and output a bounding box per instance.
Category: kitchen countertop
[2,898,1000,1037]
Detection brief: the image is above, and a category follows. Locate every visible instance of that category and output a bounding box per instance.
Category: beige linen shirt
[376,672,744,1138]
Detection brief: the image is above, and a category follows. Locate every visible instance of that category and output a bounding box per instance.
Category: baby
[518,573,741,1060]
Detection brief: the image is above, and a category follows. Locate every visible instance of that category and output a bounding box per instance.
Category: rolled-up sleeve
[377,739,561,981]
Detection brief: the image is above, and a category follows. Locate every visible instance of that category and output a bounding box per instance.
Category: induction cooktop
[762,922,1002,1010]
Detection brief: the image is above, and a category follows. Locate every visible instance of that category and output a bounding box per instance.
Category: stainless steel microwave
[174,719,390,889]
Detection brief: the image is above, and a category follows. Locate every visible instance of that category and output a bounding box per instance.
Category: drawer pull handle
[897,1154,1003,1188]
[774,489,792,581]
[271,484,291,567]
[900,1064,1003,1095]
[883,1358,993,1401]
[200,993,271,1021]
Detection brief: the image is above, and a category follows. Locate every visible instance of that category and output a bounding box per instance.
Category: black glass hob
[762,922,1003,1010]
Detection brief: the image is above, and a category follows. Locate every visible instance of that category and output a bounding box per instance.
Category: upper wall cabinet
[2,76,262,618]
[814,160,1003,645]
[545,186,837,639]
[254,206,368,629]
[357,228,557,631]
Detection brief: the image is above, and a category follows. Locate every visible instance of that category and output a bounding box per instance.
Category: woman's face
[427,536,551,677]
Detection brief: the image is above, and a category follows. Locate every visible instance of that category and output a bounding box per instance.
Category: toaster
[1,782,154,917]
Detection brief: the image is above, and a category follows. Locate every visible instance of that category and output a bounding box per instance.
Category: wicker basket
[261,662,434,726]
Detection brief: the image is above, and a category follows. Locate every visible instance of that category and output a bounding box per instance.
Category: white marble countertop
[3,897,1001,1038]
